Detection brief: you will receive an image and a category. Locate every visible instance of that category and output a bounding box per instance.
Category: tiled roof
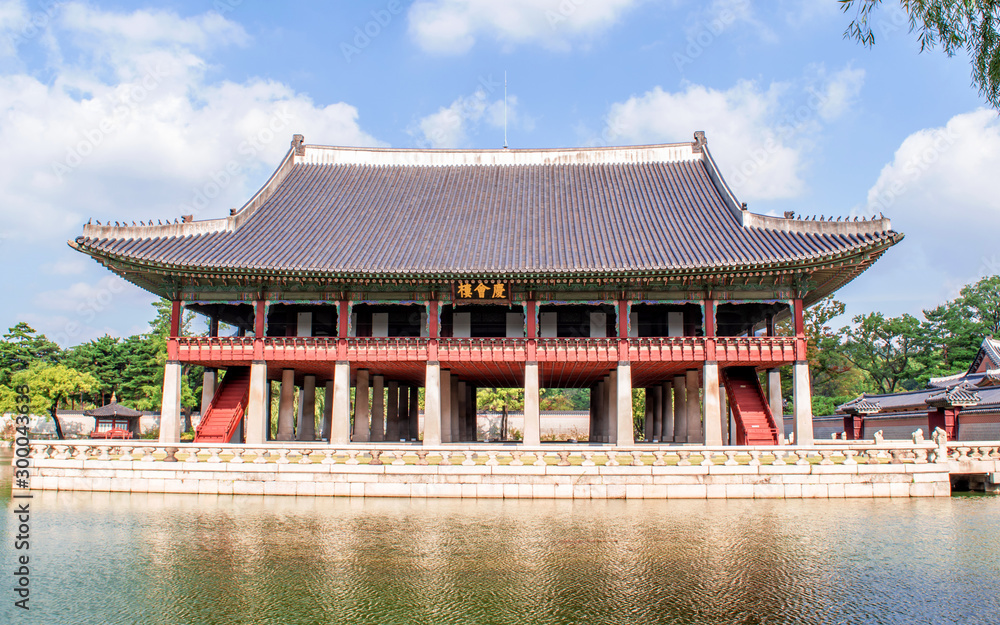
[925,382,981,408]
[837,397,882,414]
[968,337,1000,374]
[83,402,143,418]
[71,135,900,278]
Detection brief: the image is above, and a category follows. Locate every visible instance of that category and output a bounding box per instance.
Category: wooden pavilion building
[70,132,902,447]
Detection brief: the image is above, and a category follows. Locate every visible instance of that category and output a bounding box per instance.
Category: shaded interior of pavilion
[185,300,795,445]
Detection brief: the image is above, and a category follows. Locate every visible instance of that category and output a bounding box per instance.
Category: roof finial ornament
[291,134,305,156]
[783,211,794,219]
[692,131,707,153]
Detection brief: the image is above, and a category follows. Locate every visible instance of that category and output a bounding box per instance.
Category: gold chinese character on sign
[492,283,506,298]
[457,283,473,299]
[474,282,490,298]
[453,280,510,301]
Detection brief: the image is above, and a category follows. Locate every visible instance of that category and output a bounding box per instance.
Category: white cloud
[411,88,518,148]
[603,81,805,201]
[840,109,1000,316]
[29,275,155,345]
[0,2,384,245]
[601,66,865,202]
[407,0,640,54]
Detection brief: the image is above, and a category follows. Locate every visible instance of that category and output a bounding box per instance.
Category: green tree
[4,365,99,438]
[842,0,1000,109]
[840,312,924,393]
[477,388,524,411]
[0,323,61,385]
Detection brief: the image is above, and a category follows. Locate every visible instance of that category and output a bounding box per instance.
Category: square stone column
[423,363,442,445]
[322,380,333,440]
[450,377,461,442]
[793,361,814,445]
[409,385,420,441]
[386,380,399,441]
[353,369,370,442]
[200,368,217,419]
[685,369,702,444]
[330,361,351,444]
[523,362,541,446]
[245,361,268,444]
[296,375,316,441]
[673,375,687,442]
[719,382,729,445]
[277,368,296,441]
[158,361,182,444]
[661,382,674,443]
[642,386,660,443]
[458,381,467,441]
[592,381,604,443]
[702,362,723,446]
[616,362,633,446]
[397,384,410,442]
[440,369,452,443]
[589,384,597,443]
[650,386,662,442]
[768,368,784,444]
[607,369,618,445]
[371,374,385,442]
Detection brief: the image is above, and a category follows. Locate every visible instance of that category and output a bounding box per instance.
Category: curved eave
[69,232,902,296]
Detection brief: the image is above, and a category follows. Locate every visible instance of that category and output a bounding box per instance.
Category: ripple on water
[0,490,998,625]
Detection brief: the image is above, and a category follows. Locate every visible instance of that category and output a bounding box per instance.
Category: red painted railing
[174,336,799,365]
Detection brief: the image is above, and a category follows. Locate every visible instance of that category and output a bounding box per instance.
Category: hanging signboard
[453,280,510,302]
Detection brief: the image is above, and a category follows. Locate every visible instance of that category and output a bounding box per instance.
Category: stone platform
[21,440,998,499]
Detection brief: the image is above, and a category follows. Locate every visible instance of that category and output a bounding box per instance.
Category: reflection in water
[1,461,999,625]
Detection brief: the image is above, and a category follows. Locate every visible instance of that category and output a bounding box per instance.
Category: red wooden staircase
[722,367,781,445]
[195,367,250,443]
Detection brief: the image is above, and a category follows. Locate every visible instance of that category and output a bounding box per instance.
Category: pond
[1,451,998,625]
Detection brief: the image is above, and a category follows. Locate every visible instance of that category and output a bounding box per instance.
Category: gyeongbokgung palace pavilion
[70,132,902,448]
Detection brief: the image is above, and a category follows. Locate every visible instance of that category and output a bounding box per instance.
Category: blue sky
[1,0,998,346]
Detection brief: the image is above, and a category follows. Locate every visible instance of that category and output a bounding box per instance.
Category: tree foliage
[842,0,1000,109]
[840,312,923,393]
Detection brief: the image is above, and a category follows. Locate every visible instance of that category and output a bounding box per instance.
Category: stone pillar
[440,369,452,443]
[702,362,723,446]
[330,362,351,444]
[296,375,316,441]
[450,377,461,443]
[651,386,663,442]
[768,368,784,444]
[353,369,370,442]
[593,381,604,443]
[245,361,268,444]
[200,368,217,419]
[458,381,467,442]
[662,382,674,443]
[409,385,420,441]
[643,388,654,442]
[523,362,540,445]
[371,374,385,442]
[277,368,296,441]
[386,380,399,441]
[424,363,442,445]
[720,382,729,445]
[793,361,814,445]
[322,380,333,440]
[589,384,597,443]
[158,361,182,443]
[397,384,409,442]
[608,368,618,445]
[673,375,686,442]
[685,369,702,444]
[616,362,633,446]
[467,385,477,441]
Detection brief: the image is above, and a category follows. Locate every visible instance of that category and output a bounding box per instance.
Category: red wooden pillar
[337,300,349,360]
[928,407,958,440]
[428,300,439,361]
[793,298,806,360]
[617,299,628,362]
[253,299,265,360]
[704,298,716,361]
[167,300,181,360]
[526,300,536,361]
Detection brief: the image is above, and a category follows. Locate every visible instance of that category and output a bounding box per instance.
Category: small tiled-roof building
[838,338,1000,441]
[71,132,902,447]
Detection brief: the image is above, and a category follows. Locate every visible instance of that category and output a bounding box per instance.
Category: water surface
[1,455,998,625]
